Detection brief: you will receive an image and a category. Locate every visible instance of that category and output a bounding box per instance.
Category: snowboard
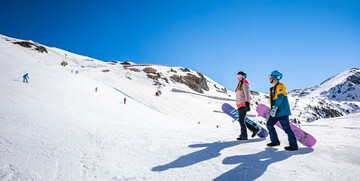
[222,103,268,138]
[256,104,316,147]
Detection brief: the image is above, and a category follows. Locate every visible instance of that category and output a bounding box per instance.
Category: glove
[270,106,278,117]
[245,102,251,112]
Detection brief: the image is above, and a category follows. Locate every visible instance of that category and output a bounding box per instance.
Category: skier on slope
[23,73,29,83]
[266,70,298,151]
[235,71,260,141]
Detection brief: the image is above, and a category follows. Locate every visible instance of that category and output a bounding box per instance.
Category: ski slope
[0,35,360,180]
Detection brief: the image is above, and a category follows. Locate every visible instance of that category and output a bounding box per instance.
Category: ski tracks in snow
[0,165,42,181]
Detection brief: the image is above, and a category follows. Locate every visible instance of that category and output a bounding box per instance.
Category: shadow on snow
[214,147,314,181]
[152,139,313,181]
[151,138,265,172]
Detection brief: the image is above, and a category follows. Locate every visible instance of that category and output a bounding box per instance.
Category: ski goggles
[237,74,244,79]
[269,75,280,81]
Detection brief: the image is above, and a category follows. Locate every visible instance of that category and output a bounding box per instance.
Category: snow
[1,34,360,180]
[290,68,360,101]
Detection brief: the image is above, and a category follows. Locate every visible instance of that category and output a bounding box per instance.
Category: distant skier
[267,70,298,151]
[95,87,98,92]
[235,71,260,141]
[124,97,126,104]
[23,73,29,83]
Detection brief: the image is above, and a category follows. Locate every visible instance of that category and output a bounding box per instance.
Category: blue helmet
[270,70,282,81]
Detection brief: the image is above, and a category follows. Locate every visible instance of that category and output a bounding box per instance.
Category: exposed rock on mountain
[13,41,48,53]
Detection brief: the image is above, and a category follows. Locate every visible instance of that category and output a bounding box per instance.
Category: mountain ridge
[2,34,360,123]
[290,68,360,101]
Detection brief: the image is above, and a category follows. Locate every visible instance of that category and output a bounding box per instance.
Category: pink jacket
[235,79,251,108]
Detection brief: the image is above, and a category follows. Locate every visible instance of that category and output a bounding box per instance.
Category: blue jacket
[23,74,29,79]
[269,83,291,118]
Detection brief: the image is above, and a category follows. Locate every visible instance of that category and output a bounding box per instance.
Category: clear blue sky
[1,0,359,93]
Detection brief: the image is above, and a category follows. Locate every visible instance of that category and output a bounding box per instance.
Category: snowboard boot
[237,137,248,141]
[284,145,298,151]
[267,142,280,147]
[251,129,260,138]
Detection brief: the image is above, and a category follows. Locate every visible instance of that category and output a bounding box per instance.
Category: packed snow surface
[0,35,360,180]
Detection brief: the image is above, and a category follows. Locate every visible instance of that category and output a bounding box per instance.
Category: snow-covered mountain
[2,34,360,123]
[1,34,360,180]
[290,68,360,101]
[0,34,263,125]
[287,68,360,122]
[2,34,360,122]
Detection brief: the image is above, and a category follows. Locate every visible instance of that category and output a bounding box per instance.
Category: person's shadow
[152,138,265,172]
[214,147,314,181]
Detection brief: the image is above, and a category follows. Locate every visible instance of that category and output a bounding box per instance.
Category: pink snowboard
[256,104,316,147]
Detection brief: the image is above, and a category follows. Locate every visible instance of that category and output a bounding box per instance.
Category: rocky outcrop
[143,67,157,74]
[180,68,191,72]
[129,68,141,72]
[121,61,132,65]
[13,41,48,53]
[143,67,168,86]
[311,105,343,119]
[170,72,209,93]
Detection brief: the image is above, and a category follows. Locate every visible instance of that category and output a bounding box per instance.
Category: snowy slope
[1,34,254,126]
[5,34,360,123]
[1,34,360,180]
[290,68,360,101]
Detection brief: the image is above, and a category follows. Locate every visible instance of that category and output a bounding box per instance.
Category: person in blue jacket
[23,73,29,83]
[266,70,298,151]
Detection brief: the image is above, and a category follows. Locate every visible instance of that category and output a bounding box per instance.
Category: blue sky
[1,0,359,93]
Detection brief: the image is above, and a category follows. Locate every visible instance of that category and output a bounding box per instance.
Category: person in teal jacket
[266,70,298,151]
[23,73,29,83]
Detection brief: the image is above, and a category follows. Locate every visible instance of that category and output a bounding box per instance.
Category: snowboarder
[267,70,298,151]
[235,71,260,141]
[124,97,126,104]
[23,73,29,83]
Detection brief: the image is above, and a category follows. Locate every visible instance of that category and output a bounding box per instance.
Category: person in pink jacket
[235,71,260,141]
